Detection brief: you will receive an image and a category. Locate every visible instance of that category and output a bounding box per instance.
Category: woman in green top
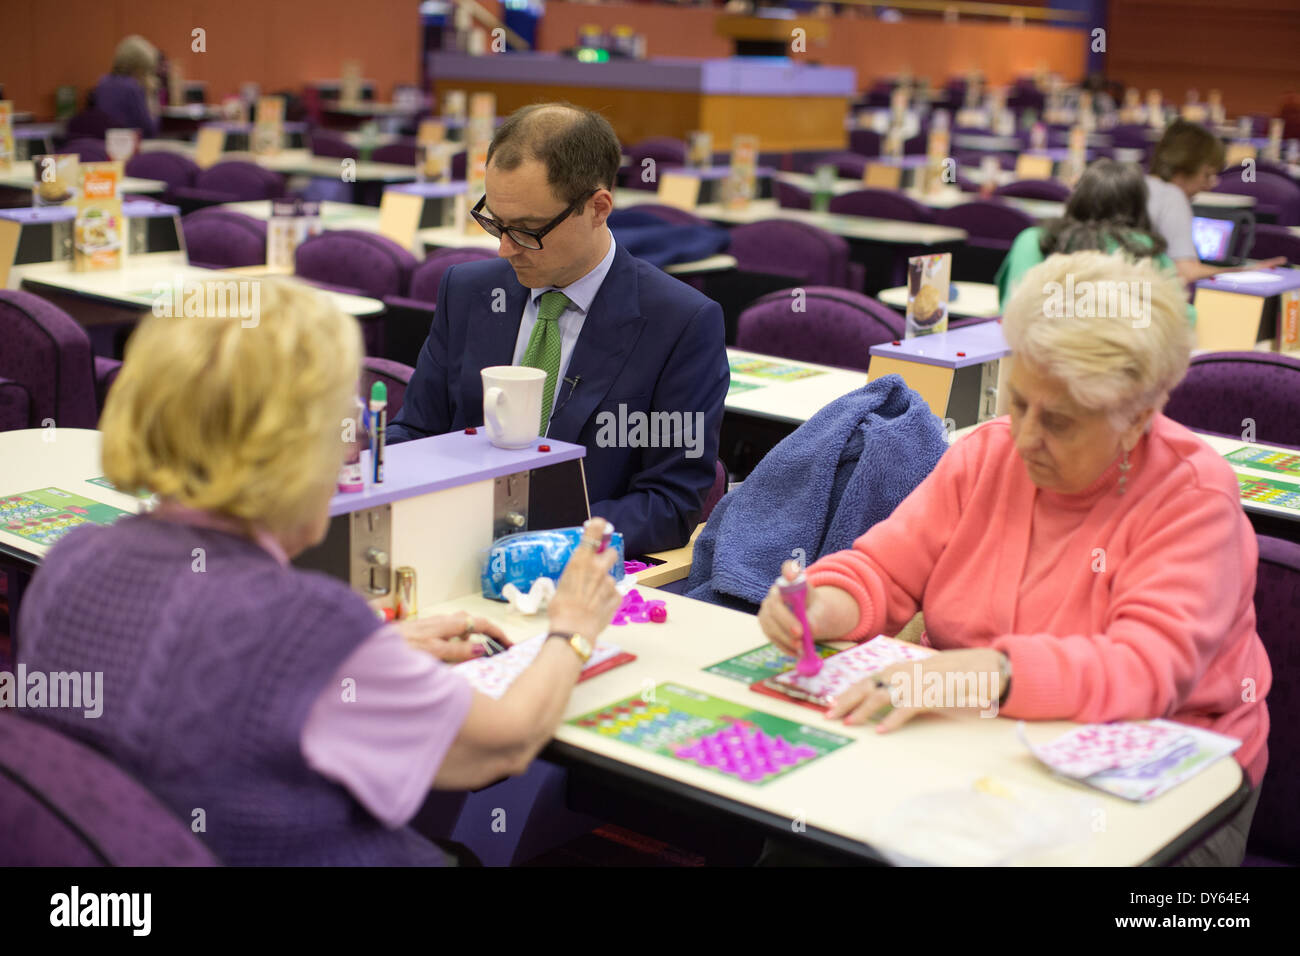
[995,159,1187,320]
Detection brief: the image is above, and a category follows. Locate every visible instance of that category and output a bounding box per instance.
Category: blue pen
[369,382,387,484]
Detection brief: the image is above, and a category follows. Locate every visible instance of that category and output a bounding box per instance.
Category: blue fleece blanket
[607,209,731,269]
[685,375,947,612]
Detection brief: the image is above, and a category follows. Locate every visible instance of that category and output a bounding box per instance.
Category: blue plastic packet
[480,526,625,601]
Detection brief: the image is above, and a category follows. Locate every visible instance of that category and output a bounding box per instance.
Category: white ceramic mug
[481,365,546,449]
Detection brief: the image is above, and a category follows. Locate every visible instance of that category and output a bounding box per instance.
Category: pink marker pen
[777,570,822,677]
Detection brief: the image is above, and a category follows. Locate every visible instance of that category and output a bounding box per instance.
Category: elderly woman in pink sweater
[759,250,1271,866]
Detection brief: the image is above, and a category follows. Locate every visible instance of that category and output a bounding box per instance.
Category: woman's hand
[398,613,510,663]
[827,647,1007,732]
[757,560,860,655]
[546,519,622,639]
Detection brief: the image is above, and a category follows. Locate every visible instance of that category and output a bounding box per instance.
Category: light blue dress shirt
[511,231,617,433]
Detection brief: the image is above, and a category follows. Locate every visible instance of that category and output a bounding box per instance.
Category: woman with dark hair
[995,159,1180,309]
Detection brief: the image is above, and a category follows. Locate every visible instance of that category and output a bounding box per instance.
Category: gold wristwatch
[547,631,593,664]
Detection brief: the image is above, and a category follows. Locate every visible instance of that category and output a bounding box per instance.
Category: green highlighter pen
[369,381,387,484]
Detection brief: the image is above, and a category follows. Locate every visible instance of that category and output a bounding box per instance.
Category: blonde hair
[101,278,363,536]
[111,35,158,82]
[1002,251,1194,429]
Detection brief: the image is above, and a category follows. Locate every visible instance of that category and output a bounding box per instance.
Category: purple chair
[727,219,865,292]
[626,137,687,191]
[620,203,711,227]
[735,286,904,372]
[1164,352,1300,449]
[849,128,882,158]
[1212,171,1300,227]
[405,247,497,304]
[309,131,360,160]
[829,188,938,224]
[1242,535,1300,866]
[181,208,268,269]
[1254,160,1300,186]
[193,160,286,201]
[796,151,868,180]
[995,179,1071,202]
[362,357,414,418]
[125,151,201,193]
[380,248,496,364]
[701,459,728,523]
[0,378,32,431]
[936,200,1035,283]
[371,140,419,166]
[0,290,120,431]
[63,108,114,140]
[0,712,219,865]
[774,179,813,210]
[1249,223,1300,263]
[60,138,110,162]
[297,230,418,355]
[1110,124,1152,150]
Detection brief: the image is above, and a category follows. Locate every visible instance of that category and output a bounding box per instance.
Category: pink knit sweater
[807,414,1271,786]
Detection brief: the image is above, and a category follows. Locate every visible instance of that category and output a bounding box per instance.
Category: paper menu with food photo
[687,130,713,169]
[74,162,123,272]
[251,96,285,156]
[724,134,759,210]
[1019,719,1241,803]
[0,101,14,173]
[752,636,935,710]
[33,154,79,207]
[905,253,952,337]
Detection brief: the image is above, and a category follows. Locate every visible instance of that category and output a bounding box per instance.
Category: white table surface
[693,199,968,246]
[0,160,166,195]
[725,347,867,423]
[878,282,1001,319]
[138,143,418,182]
[15,257,385,317]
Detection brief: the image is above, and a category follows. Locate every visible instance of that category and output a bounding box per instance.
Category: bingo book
[750,635,934,711]
[453,632,635,699]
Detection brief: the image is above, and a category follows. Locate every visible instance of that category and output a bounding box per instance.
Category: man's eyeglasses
[471,191,597,251]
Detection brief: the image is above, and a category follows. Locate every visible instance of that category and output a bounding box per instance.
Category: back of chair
[797,151,868,180]
[728,219,852,288]
[408,247,497,303]
[125,151,201,192]
[736,286,904,372]
[626,138,686,191]
[194,160,286,201]
[995,179,1071,202]
[63,109,114,140]
[1164,351,1300,449]
[309,132,360,160]
[1246,535,1300,864]
[935,200,1036,246]
[0,378,33,432]
[295,230,418,299]
[0,290,100,429]
[362,358,415,418]
[1212,171,1300,227]
[623,203,711,227]
[0,712,219,866]
[61,138,110,163]
[774,179,813,210]
[829,188,938,224]
[1249,223,1300,263]
[371,140,419,166]
[849,128,882,158]
[181,208,268,269]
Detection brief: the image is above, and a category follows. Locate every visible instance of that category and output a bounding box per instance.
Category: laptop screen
[1192,216,1237,263]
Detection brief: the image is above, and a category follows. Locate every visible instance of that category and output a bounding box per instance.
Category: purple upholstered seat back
[935,200,1036,246]
[1212,171,1300,227]
[295,230,418,299]
[409,247,497,303]
[1249,223,1300,262]
[727,219,853,288]
[126,151,201,191]
[625,138,686,191]
[623,203,711,227]
[194,160,285,201]
[0,712,219,865]
[370,140,419,166]
[309,132,360,160]
[796,151,868,180]
[0,378,32,431]
[181,208,268,269]
[849,128,882,157]
[61,138,110,163]
[0,290,101,429]
[1245,535,1300,864]
[774,179,813,210]
[361,358,415,419]
[995,178,1071,202]
[829,188,938,224]
[736,286,904,372]
[64,109,115,140]
[1164,351,1300,449]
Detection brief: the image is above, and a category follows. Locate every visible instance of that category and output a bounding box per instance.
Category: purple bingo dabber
[778,570,822,676]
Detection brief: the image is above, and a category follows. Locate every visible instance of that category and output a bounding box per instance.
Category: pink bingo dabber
[778,570,822,677]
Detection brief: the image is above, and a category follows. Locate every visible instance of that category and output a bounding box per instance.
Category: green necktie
[520,290,571,433]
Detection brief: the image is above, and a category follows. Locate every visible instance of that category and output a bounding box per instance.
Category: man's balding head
[486,103,622,208]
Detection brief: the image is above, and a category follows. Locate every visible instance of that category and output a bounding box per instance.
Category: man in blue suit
[387,103,729,555]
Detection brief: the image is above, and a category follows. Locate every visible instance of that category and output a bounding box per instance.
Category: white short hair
[1002,251,1194,429]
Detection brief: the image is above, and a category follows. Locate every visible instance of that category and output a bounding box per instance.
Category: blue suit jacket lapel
[548,245,644,441]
